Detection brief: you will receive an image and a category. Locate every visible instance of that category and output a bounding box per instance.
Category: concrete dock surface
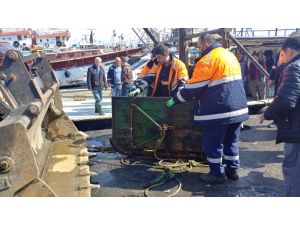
[86,116,284,197]
[60,87,283,197]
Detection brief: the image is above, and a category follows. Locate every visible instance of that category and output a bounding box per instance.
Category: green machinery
[110,97,206,161]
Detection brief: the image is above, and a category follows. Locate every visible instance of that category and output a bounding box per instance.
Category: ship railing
[233,28,300,37]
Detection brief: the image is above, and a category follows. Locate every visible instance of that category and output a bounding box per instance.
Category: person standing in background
[269,51,286,96]
[236,52,248,82]
[120,57,134,96]
[247,52,266,100]
[260,36,300,196]
[107,57,122,97]
[236,51,249,95]
[87,57,108,115]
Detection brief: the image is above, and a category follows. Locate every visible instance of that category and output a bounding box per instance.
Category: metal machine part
[110,97,205,161]
[0,43,98,197]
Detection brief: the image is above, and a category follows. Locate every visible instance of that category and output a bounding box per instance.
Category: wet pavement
[85,115,284,197]
[61,88,112,121]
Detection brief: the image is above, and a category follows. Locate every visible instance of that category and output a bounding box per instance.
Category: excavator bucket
[110,97,206,161]
[0,43,98,197]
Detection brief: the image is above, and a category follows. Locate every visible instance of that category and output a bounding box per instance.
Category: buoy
[64,69,71,78]
[13,41,20,48]
[56,41,62,47]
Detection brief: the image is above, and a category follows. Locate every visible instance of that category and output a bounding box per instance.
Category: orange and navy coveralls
[136,54,189,97]
[138,59,159,79]
[172,43,249,176]
[136,59,159,95]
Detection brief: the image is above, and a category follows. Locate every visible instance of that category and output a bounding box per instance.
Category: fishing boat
[0,28,144,87]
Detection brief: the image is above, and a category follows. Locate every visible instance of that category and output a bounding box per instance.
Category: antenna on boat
[87,29,95,44]
[110,30,117,50]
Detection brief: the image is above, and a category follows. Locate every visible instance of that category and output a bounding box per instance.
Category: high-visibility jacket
[138,59,158,78]
[138,54,189,97]
[173,43,249,125]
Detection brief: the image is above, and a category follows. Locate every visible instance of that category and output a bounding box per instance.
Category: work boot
[98,105,105,116]
[200,172,226,185]
[95,105,99,113]
[225,167,239,181]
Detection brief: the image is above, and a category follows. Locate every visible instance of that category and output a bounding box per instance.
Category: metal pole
[162,28,224,44]
[132,28,151,51]
[179,28,187,65]
[131,104,161,129]
[228,32,270,78]
[143,28,159,45]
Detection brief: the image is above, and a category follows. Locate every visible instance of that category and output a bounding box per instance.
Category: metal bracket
[0,100,13,120]
[0,176,11,191]
[129,103,174,151]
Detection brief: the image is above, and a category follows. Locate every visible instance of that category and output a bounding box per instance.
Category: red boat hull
[46,48,142,70]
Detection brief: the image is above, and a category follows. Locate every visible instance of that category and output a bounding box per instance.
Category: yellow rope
[144,170,182,197]
[90,123,208,197]
[121,131,207,197]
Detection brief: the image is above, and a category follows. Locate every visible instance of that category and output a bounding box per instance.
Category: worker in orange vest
[129,44,188,97]
[138,47,159,79]
[167,34,249,184]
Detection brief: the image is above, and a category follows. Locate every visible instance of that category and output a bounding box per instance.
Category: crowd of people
[235,49,285,101]
[86,33,300,196]
[86,56,134,114]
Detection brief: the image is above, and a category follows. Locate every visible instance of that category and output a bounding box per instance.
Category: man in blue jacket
[167,34,249,184]
[107,57,122,97]
[260,36,300,196]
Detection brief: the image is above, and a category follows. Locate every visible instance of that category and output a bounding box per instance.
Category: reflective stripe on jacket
[138,54,188,97]
[173,43,249,125]
[139,60,158,78]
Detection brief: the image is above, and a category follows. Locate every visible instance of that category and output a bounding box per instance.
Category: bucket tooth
[77,161,89,166]
[77,160,96,166]
[88,153,97,158]
[77,154,89,165]
[89,171,97,176]
[78,152,97,158]
[77,168,97,177]
[77,184,100,191]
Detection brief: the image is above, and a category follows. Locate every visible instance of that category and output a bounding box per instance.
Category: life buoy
[13,41,20,48]
[56,41,62,47]
[45,43,50,48]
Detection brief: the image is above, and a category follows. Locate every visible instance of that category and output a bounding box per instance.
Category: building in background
[0,28,70,49]
[0,28,34,49]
